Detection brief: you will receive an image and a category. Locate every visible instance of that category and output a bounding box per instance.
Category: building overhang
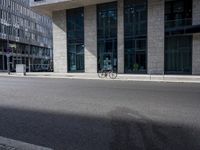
[30,0,116,16]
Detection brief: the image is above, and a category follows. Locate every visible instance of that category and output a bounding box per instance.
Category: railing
[165,18,192,29]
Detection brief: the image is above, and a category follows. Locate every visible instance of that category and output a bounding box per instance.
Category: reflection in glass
[165,0,192,74]
[124,0,147,73]
[97,2,117,72]
[67,8,84,72]
[165,0,192,29]
[165,36,192,74]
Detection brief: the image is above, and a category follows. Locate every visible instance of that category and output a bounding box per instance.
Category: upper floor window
[165,0,192,29]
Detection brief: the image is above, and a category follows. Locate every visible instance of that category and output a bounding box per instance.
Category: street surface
[0,77,200,150]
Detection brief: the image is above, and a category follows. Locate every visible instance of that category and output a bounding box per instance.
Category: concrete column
[52,10,67,73]
[84,5,97,73]
[192,0,200,75]
[117,0,124,74]
[147,0,165,75]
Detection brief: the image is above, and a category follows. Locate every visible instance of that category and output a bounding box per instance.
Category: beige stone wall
[117,0,124,74]
[52,10,67,73]
[192,0,200,75]
[147,0,165,75]
[84,5,97,73]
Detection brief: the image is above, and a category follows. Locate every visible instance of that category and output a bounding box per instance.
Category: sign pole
[6,5,11,75]
[6,38,11,75]
[7,55,10,75]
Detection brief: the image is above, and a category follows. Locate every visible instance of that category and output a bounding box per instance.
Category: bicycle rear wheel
[109,71,117,79]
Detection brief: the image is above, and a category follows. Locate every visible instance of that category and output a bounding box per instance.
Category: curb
[0,74,200,83]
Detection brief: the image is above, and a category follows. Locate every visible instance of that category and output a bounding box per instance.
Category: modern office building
[0,0,53,72]
[31,0,200,75]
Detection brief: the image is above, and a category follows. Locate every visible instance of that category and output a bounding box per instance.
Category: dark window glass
[165,0,192,29]
[0,55,3,70]
[165,0,192,74]
[124,0,147,73]
[97,2,117,72]
[67,8,84,72]
[4,55,7,70]
[165,36,192,74]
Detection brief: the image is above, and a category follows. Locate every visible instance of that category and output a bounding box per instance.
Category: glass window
[165,36,192,74]
[97,2,117,72]
[0,55,3,70]
[67,8,84,72]
[165,0,192,29]
[165,0,192,74]
[124,0,147,74]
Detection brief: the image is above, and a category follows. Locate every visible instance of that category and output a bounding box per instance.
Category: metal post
[28,45,31,72]
[6,5,11,75]
[6,34,10,75]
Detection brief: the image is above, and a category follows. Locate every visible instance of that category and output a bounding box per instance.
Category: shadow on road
[109,107,200,150]
[0,106,199,150]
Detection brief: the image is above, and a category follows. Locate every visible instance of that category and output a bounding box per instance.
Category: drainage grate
[0,144,17,150]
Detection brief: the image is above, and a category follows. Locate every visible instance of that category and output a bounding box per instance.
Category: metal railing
[165,18,192,29]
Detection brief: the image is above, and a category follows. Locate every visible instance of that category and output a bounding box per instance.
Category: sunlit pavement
[0,77,200,150]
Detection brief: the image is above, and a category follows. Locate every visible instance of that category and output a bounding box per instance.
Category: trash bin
[16,64,26,76]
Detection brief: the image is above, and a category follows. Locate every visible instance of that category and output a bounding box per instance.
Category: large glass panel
[97,2,117,72]
[165,0,192,74]
[67,8,84,72]
[0,55,3,70]
[165,36,192,74]
[165,0,192,29]
[124,0,147,73]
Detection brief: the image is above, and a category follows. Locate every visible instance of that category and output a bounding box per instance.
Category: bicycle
[98,69,118,79]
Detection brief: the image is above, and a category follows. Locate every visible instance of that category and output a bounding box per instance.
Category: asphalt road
[0,77,200,150]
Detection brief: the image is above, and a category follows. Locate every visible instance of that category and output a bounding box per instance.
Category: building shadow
[109,107,200,150]
[0,106,199,150]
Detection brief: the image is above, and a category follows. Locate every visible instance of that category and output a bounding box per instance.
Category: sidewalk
[0,72,200,83]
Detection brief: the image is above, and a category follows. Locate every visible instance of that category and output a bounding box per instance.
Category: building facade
[31,0,200,75]
[0,0,53,72]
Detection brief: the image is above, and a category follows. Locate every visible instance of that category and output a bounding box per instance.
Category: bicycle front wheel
[109,71,117,79]
[98,70,105,78]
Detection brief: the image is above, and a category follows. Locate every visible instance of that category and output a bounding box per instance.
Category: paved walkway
[0,72,200,83]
